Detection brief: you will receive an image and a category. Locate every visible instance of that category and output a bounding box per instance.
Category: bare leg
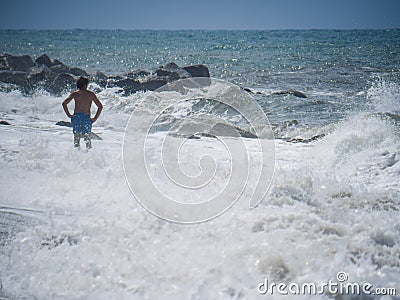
[74,133,81,147]
[83,134,92,149]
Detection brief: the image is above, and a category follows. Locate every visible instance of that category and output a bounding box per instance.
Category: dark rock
[141,79,168,91]
[35,54,62,68]
[1,54,213,97]
[210,123,258,139]
[182,64,210,78]
[242,88,262,95]
[200,133,217,138]
[155,68,180,80]
[188,134,202,139]
[115,77,169,94]
[55,121,72,127]
[164,62,180,70]
[0,70,27,83]
[49,73,76,94]
[69,67,88,77]
[137,70,150,77]
[5,55,35,71]
[49,64,71,74]
[272,90,307,98]
[155,63,191,81]
[108,75,124,81]
[93,71,108,80]
[186,133,217,140]
[287,133,326,143]
[158,77,211,93]
[0,121,11,125]
[115,78,142,94]
[291,91,307,98]
[35,54,52,66]
[92,72,108,88]
[27,65,54,85]
[126,70,150,78]
[0,70,29,92]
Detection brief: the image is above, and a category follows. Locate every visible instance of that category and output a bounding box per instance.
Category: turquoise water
[1,29,399,130]
[1,30,399,78]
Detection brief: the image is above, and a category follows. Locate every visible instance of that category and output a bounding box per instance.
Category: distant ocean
[0,29,399,299]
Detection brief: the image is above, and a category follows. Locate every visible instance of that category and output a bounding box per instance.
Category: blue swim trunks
[71,113,92,135]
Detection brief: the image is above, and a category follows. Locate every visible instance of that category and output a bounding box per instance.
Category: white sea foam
[0,80,399,299]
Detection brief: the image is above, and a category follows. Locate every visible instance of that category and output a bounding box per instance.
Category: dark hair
[77,77,89,89]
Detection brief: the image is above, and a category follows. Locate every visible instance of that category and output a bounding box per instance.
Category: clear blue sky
[1,0,399,30]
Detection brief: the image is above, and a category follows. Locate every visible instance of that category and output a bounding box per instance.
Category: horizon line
[1,27,399,31]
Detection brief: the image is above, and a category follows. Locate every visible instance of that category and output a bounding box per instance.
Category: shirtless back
[62,77,103,148]
[71,89,97,114]
[62,77,103,122]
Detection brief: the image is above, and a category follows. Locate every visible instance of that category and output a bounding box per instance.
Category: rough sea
[0,29,399,299]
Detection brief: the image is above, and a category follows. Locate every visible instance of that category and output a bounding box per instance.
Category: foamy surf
[0,76,399,299]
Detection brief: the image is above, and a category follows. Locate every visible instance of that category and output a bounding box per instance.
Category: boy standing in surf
[62,77,103,149]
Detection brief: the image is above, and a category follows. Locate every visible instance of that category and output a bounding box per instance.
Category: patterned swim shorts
[71,113,92,135]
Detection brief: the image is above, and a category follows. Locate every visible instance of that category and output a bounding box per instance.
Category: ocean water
[0,30,399,299]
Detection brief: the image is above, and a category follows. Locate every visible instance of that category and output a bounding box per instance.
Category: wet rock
[182,64,210,77]
[49,64,71,74]
[93,71,108,80]
[242,87,262,95]
[210,123,258,139]
[126,70,150,78]
[4,55,35,71]
[91,72,108,88]
[55,121,72,127]
[272,90,307,98]
[0,53,213,96]
[49,73,77,95]
[155,68,179,79]
[115,78,142,94]
[35,54,62,68]
[45,59,86,77]
[291,91,307,98]
[116,78,169,94]
[287,133,326,143]
[69,67,88,77]
[245,89,307,98]
[0,70,30,92]
[27,65,54,85]
[0,70,27,84]
[0,121,11,125]
[141,79,168,91]
[155,63,191,81]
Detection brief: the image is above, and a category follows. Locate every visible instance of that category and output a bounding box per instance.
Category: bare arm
[91,93,103,123]
[62,93,75,118]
